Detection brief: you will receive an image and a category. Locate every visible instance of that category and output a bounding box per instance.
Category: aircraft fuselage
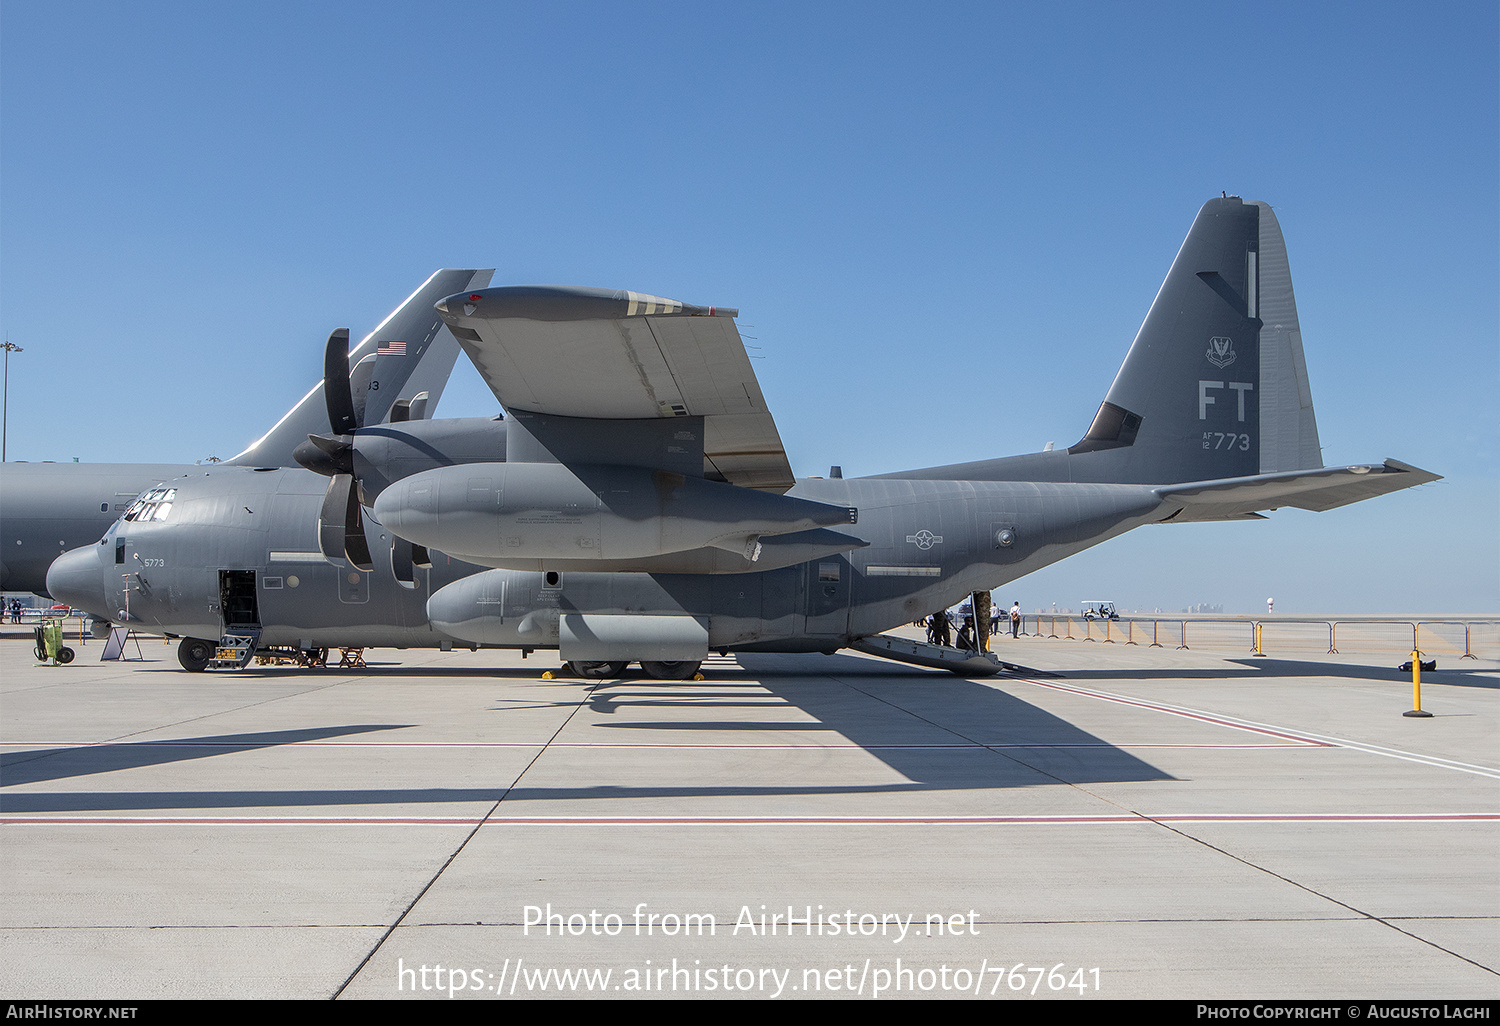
[48,462,1167,653]
[0,462,196,597]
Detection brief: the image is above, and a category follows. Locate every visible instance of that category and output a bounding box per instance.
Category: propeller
[294,328,373,570]
[294,328,433,579]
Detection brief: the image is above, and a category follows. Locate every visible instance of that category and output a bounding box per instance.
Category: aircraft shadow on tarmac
[0,653,1173,814]
[0,725,412,789]
[124,663,552,679]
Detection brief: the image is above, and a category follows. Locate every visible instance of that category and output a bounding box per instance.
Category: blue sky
[2,1,1495,613]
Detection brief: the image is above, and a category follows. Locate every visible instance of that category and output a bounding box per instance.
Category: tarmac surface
[1,628,1496,1000]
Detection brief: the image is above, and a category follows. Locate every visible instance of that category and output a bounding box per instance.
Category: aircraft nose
[46,545,109,620]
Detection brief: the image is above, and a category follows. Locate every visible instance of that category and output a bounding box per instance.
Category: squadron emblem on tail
[1206,336,1237,369]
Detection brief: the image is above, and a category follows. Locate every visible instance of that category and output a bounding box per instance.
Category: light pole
[2,341,22,462]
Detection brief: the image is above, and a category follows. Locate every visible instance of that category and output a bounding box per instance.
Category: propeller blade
[317,473,353,563]
[343,479,374,571]
[317,473,374,571]
[323,328,358,434]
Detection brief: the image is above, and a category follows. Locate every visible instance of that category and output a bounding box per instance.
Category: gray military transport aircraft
[47,197,1439,678]
[0,269,492,597]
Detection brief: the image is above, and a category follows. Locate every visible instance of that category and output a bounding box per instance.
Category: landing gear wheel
[178,638,214,672]
[56,647,75,664]
[640,660,701,680]
[567,660,629,679]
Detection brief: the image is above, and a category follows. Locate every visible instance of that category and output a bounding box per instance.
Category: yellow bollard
[1404,649,1432,718]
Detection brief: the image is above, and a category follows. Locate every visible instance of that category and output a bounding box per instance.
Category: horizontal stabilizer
[1154,459,1440,522]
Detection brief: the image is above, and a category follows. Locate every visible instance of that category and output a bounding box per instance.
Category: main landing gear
[567,661,630,679]
[638,660,701,680]
[564,660,703,681]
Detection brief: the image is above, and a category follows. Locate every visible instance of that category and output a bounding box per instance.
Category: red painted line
[3,813,1494,827]
[1141,813,1500,823]
[0,740,1306,750]
[0,817,486,826]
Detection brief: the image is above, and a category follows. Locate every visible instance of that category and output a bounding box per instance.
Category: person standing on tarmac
[1010,601,1022,638]
[928,608,952,647]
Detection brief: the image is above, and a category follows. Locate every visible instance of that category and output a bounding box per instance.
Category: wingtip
[1381,458,1443,484]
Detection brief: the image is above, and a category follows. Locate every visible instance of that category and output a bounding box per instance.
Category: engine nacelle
[372,462,856,567]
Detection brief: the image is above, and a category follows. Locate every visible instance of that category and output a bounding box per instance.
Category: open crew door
[219,570,260,627]
[214,570,261,669]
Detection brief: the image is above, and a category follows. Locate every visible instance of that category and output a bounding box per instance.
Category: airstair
[850,634,1009,676]
[211,627,262,669]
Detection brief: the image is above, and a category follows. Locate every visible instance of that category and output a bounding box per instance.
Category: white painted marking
[0,740,1311,751]
[1229,380,1254,421]
[1014,677,1500,778]
[1199,380,1222,419]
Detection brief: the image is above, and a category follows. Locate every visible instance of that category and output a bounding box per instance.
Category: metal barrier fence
[10,607,1498,660]
[3,607,90,626]
[1,607,96,647]
[1018,615,1499,660]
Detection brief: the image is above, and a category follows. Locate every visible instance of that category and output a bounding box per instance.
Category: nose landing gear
[177,638,214,672]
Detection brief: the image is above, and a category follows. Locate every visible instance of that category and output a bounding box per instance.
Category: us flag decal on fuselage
[378,340,408,356]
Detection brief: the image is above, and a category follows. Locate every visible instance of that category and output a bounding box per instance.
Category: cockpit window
[123,487,177,523]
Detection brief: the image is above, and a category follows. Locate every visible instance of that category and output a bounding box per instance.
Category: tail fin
[227,268,494,467]
[1068,197,1322,484]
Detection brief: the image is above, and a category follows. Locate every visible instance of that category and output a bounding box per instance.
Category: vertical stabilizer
[1254,203,1322,473]
[1066,197,1323,484]
[228,268,494,467]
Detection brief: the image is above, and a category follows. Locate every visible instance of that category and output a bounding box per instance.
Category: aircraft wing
[1153,459,1441,522]
[435,286,794,492]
